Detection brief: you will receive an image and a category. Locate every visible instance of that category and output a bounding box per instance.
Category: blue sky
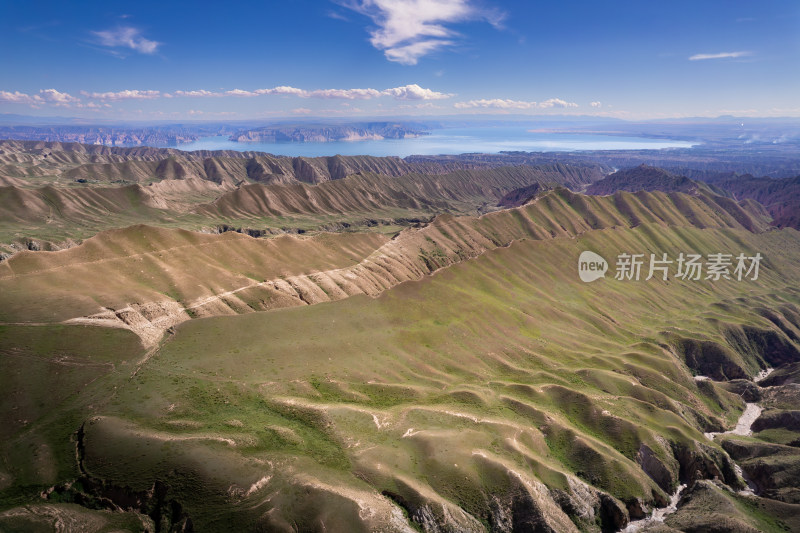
[1,0,798,120]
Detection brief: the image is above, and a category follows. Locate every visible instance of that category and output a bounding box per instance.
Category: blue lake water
[174,126,695,157]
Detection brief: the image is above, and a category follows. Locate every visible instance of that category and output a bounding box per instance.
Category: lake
[174,126,695,157]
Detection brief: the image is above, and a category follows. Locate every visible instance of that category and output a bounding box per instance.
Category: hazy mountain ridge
[0,121,432,146]
[585,165,721,196]
[0,139,567,187]
[410,142,800,179]
[230,121,430,143]
[0,125,221,146]
[0,140,607,256]
[580,164,800,231]
[716,175,800,230]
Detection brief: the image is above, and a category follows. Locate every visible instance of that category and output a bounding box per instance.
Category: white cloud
[538,98,578,109]
[0,89,80,107]
[224,85,448,100]
[590,101,602,108]
[382,83,451,100]
[225,89,257,97]
[92,27,160,54]
[306,88,383,99]
[1,84,450,110]
[455,97,578,110]
[342,0,504,65]
[383,39,454,65]
[0,91,42,105]
[292,107,313,114]
[688,51,752,61]
[258,86,308,96]
[226,87,308,97]
[37,89,80,106]
[172,89,220,97]
[82,90,160,101]
[455,98,536,109]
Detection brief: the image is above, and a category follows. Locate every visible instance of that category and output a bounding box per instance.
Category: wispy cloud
[81,90,161,101]
[39,89,80,105]
[327,10,350,21]
[688,51,752,61]
[0,91,41,105]
[81,101,112,109]
[539,98,577,109]
[590,101,602,108]
[224,86,380,99]
[341,0,505,65]
[454,97,577,110]
[455,99,534,109]
[302,88,383,99]
[0,84,451,110]
[0,89,79,107]
[91,27,160,55]
[171,90,220,98]
[171,84,451,100]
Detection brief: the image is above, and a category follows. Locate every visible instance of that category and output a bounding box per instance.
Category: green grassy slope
[2,222,799,531]
[0,188,770,352]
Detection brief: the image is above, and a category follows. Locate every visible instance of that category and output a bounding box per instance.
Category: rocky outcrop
[752,410,800,432]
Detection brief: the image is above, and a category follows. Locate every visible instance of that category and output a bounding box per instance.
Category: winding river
[622,368,773,532]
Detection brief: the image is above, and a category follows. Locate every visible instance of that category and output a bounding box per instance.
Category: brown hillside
[0,188,770,347]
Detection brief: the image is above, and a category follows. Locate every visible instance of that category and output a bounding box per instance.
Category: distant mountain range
[0,124,224,146]
[0,121,431,146]
[715,174,800,229]
[585,165,718,196]
[229,122,430,143]
[583,164,800,230]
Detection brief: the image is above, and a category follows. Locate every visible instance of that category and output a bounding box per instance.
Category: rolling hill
[2,216,799,531]
[1,141,800,532]
[0,140,607,255]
